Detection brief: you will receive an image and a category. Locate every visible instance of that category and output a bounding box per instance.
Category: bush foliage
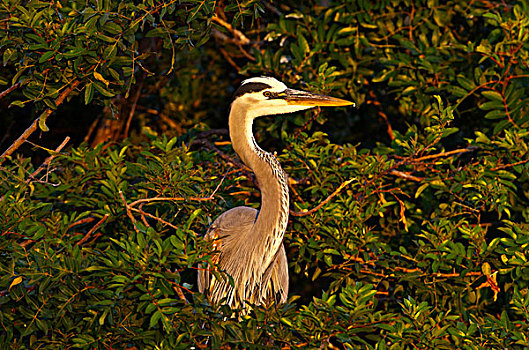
[1,0,529,348]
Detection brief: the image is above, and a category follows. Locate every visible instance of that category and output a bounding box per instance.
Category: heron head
[232,76,354,119]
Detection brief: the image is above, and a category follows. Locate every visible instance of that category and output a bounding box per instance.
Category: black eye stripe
[232,82,272,100]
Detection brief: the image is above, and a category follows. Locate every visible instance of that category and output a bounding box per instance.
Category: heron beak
[281,88,355,107]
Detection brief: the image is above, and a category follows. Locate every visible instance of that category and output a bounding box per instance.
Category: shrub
[1,0,529,348]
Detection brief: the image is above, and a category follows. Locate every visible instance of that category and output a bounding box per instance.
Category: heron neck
[228,103,289,259]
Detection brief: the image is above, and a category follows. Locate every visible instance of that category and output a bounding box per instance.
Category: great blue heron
[198,77,354,310]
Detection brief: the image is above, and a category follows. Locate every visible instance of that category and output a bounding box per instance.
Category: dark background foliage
[1,0,529,348]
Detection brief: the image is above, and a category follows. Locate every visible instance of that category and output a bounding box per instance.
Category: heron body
[198,77,354,309]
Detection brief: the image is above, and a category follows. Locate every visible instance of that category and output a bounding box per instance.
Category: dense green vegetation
[1,0,529,348]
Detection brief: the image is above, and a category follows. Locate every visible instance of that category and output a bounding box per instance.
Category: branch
[128,170,228,208]
[211,14,250,45]
[290,178,355,217]
[0,119,38,163]
[218,47,241,71]
[392,266,482,278]
[124,81,143,138]
[27,136,70,183]
[119,171,228,232]
[491,157,529,171]
[190,137,252,175]
[389,169,424,182]
[412,147,476,162]
[385,147,478,182]
[0,80,80,163]
[129,207,179,230]
[68,217,96,230]
[0,81,21,100]
[76,214,109,246]
[119,190,140,234]
[367,89,394,140]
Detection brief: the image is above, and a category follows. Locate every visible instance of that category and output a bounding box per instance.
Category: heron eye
[263,91,272,98]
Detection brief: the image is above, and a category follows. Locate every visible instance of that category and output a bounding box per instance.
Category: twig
[76,214,109,246]
[389,169,424,182]
[128,170,229,208]
[188,131,256,187]
[0,81,21,100]
[174,284,188,303]
[491,157,529,171]
[367,90,394,140]
[288,178,306,205]
[84,117,99,144]
[27,136,70,183]
[218,46,241,71]
[237,44,256,62]
[129,207,179,230]
[157,111,183,134]
[36,80,80,125]
[262,1,282,16]
[392,266,482,278]
[120,171,229,232]
[294,108,321,138]
[0,119,38,162]
[68,217,96,230]
[211,14,250,45]
[190,138,251,174]
[412,147,475,162]
[86,233,102,246]
[119,190,140,234]
[124,81,143,138]
[290,178,355,217]
[138,203,150,227]
[129,195,212,207]
[0,80,80,162]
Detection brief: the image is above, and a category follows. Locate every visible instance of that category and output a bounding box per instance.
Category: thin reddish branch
[491,157,529,171]
[0,119,39,162]
[390,169,424,182]
[218,47,241,71]
[68,217,96,230]
[120,171,228,231]
[129,207,179,230]
[119,190,140,234]
[124,81,143,139]
[412,147,474,162]
[0,80,80,162]
[27,136,70,183]
[367,90,394,140]
[290,178,354,217]
[76,214,109,246]
[128,170,227,208]
[211,14,250,45]
[0,81,21,100]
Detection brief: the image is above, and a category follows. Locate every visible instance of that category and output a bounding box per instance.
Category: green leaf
[38,111,50,132]
[9,100,25,108]
[63,48,87,58]
[482,90,503,101]
[456,74,475,90]
[93,81,115,97]
[150,310,162,328]
[484,109,506,119]
[38,51,56,63]
[84,83,94,104]
[298,34,310,55]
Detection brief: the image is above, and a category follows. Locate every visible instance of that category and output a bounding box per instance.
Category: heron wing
[198,206,258,303]
[198,206,289,307]
[260,243,289,305]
